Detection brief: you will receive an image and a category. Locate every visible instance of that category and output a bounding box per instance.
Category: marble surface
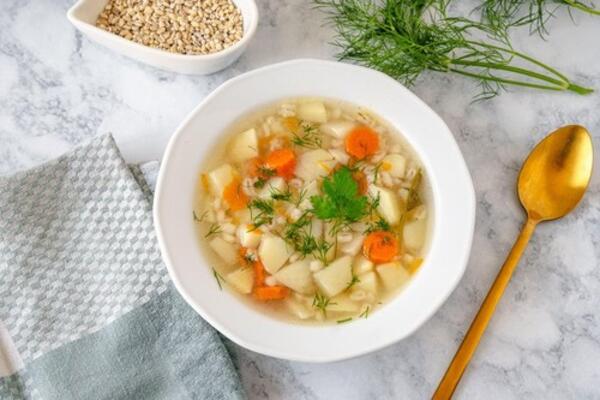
[1,0,599,398]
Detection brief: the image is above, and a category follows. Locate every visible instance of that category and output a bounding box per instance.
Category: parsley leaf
[310,166,368,223]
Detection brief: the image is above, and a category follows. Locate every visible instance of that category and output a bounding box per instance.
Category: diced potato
[297,101,327,123]
[353,271,378,294]
[340,235,363,256]
[296,149,336,182]
[328,293,361,313]
[376,262,410,291]
[352,256,374,275]
[320,120,356,139]
[381,154,407,178]
[298,180,320,210]
[209,237,238,265]
[368,184,402,225]
[207,164,235,197]
[237,224,262,248]
[274,260,316,294]
[229,128,258,163]
[285,295,315,320]
[258,177,286,199]
[403,216,427,253]
[225,267,254,294]
[313,256,353,297]
[258,235,293,274]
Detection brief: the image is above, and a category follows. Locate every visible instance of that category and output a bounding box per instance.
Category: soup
[193,98,430,324]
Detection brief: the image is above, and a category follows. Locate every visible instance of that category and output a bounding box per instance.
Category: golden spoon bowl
[434,125,593,399]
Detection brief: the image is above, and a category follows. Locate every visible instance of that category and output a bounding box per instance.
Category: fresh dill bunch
[314,0,593,99]
[481,0,600,36]
[248,199,275,229]
[291,123,323,149]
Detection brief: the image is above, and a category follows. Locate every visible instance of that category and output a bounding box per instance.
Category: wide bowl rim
[154,58,476,362]
[66,0,259,61]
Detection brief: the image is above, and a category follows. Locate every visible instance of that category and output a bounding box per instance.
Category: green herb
[337,317,353,324]
[253,177,267,189]
[212,268,224,290]
[193,210,207,222]
[258,166,276,177]
[311,166,368,223]
[248,199,275,229]
[359,306,370,319]
[294,188,308,207]
[284,214,333,264]
[346,274,361,290]
[481,0,600,37]
[205,223,222,238]
[407,169,423,210]
[314,0,592,99]
[292,123,322,149]
[366,218,391,234]
[313,293,336,315]
[270,188,293,201]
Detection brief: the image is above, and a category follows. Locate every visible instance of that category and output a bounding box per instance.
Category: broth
[193,97,432,324]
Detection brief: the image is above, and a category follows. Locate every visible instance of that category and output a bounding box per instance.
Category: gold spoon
[433,125,594,399]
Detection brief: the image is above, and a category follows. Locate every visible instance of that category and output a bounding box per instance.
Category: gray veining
[1,0,599,398]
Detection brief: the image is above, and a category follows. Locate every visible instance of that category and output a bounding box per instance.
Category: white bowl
[67,0,258,75]
[154,59,475,362]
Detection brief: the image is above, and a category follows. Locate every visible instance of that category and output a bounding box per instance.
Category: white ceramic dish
[66,0,258,75]
[154,59,475,362]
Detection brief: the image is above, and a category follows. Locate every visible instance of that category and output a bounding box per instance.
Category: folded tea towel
[0,135,245,400]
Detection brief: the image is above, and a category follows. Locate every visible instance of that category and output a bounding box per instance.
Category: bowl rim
[66,0,259,61]
[154,59,476,362]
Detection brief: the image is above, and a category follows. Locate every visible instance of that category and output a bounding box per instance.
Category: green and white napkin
[0,135,244,400]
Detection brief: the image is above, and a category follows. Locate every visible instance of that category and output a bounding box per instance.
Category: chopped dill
[406,169,422,210]
[313,293,336,315]
[258,166,276,177]
[248,199,275,229]
[205,223,222,238]
[337,317,353,324]
[359,306,370,319]
[270,188,293,201]
[365,218,391,234]
[346,274,361,290]
[291,123,322,149]
[193,210,207,222]
[212,268,224,290]
[253,177,267,189]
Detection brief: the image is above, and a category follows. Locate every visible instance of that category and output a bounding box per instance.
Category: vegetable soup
[193,98,431,324]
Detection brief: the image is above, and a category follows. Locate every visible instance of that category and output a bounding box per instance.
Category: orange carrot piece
[265,148,296,180]
[253,285,289,301]
[345,125,380,159]
[253,260,266,287]
[363,231,399,263]
[246,157,263,177]
[223,177,249,211]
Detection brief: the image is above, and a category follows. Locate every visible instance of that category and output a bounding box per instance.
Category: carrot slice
[223,177,249,211]
[253,259,266,287]
[265,148,296,179]
[345,125,380,159]
[253,285,289,301]
[363,231,399,263]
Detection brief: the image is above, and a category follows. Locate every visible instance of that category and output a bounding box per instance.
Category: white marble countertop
[2,0,599,398]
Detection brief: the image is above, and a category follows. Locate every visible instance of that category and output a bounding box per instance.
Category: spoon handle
[433,217,538,400]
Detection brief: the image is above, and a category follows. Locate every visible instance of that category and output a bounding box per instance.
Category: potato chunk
[295,149,336,182]
[225,267,254,294]
[297,101,327,123]
[382,154,407,178]
[320,120,355,139]
[313,255,353,297]
[285,294,315,320]
[328,293,360,313]
[376,262,410,291]
[353,271,378,294]
[275,260,316,294]
[352,256,374,275]
[237,224,262,248]
[229,128,258,163]
[403,215,427,253]
[368,184,402,225]
[207,164,235,196]
[209,237,238,266]
[258,235,293,274]
[258,177,286,199]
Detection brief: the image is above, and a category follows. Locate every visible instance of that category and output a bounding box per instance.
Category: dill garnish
[313,293,336,315]
[337,317,353,324]
[248,199,275,229]
[205,223,222,238]
[193,210,207,222]
[212,268,224,290]
[292,123,322,149]
[359,306,370,319]
[346,274,361,290]
[270,188,293,201]
[253,177,267,189]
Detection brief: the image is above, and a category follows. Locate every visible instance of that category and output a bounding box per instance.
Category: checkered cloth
[0,135,244,400]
